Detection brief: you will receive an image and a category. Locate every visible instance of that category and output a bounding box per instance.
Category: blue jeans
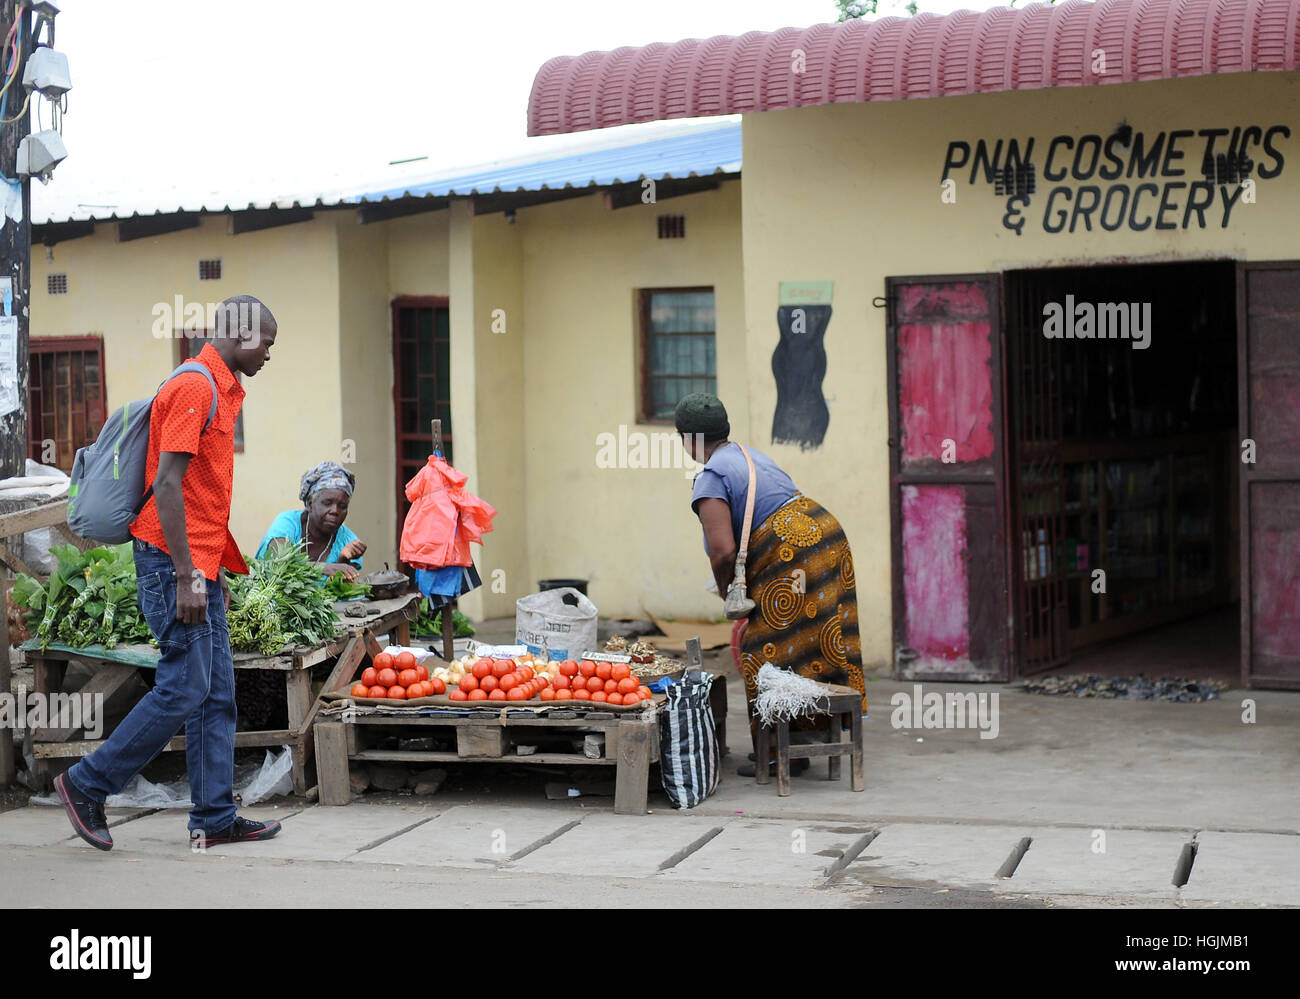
[67,540,237,834]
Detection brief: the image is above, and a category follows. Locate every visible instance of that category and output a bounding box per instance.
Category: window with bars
[199,259,222,280]
[27,337,105,471]
[178,334,244,451]
[47,273,68,294]
[639,288,716,422]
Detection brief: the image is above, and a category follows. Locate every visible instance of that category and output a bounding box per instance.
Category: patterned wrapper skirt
[737,495,867,734]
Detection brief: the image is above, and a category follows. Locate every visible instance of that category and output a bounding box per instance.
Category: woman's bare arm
[697,498,738,596]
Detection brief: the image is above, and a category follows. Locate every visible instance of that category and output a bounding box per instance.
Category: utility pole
[0,0,31,479]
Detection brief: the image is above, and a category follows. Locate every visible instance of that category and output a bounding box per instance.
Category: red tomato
[459,674,479,692]
[579,660,597,678]
[469,688,488,701]
[361,667,378,687]
[398,668,419,688]
[553,674,570,690]
[603,679,618,694]
[480,674,499,692]
[415,664,429,682]
[507,686,527,701]
[367,685,387,698]
[377,667,398,687]
[449,689,468,701]
[517,666,534,682]
[607,692,624,705]
[406,682,425,699]
[596,662,613,681]
[489,688,507,700]
[556,688,573,700]
[637,686,652,700]
[429,677,447,695]
[559,660,579,677]
[572,688,591,700]
[586,676,604,692]
[500,673,519,691]
[472,659,493,680]
[396,651,417,670]
[373,652,394,672]
[350,683,369,698]
[491,659,512,678]
[387,686,407,700]
[617,677,638,694]
[591,690,608,703]
[611,663,631,681]
[540,687,556,701]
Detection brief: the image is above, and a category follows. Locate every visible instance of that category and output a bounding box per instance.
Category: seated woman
[256,461,367,581]
[675,393,866,778]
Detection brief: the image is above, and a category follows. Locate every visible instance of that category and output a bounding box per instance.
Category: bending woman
[676,393,866,776]
[256,461,367,581]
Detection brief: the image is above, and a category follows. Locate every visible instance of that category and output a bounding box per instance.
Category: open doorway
[1004,261,1239,682]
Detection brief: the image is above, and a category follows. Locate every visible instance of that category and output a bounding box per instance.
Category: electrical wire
[0,89,28,123]
[0,6,24,106]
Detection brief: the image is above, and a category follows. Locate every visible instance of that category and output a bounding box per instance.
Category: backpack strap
[132,361,222,516]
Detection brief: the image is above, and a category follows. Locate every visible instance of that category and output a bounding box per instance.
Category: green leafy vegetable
[227,543,340,655]
[12,543,155,651]
[322,572,371,601]
[411,604,475,637]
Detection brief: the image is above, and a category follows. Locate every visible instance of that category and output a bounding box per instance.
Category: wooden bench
[754,683,864,796]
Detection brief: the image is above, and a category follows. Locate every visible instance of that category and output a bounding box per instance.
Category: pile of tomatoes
[349,650,447,701]
[550,659,653,705]
[448,657,548,702]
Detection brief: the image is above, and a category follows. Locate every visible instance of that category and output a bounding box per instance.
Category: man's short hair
[213,295,276,341]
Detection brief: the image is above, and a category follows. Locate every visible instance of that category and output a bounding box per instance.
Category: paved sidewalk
[3,634,1296,908]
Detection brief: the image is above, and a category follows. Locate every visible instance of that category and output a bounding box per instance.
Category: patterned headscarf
[299,461,356,502]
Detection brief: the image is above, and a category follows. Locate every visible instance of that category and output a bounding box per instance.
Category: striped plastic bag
[658,669,720,809]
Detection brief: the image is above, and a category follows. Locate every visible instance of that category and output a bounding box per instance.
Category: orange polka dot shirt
[130,343,250,581]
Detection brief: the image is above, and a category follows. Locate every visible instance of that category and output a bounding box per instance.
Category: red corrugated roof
[528,0,1300,135]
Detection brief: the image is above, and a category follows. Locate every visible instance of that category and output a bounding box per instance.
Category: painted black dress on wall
[771,304,831,450]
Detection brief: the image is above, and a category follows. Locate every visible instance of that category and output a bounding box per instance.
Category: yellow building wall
[336,215,397,570]
[30,214,344,561]
[447,202,528,621]
[387,210,451,298]
[741,71,1300,669]
[515,181,747,620]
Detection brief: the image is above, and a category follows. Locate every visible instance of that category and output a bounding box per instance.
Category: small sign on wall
[779,280,833,306]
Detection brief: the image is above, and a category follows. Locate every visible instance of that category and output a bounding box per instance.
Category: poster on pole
[0,315,18,416]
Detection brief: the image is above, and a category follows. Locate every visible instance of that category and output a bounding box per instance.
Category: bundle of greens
[227,542,340,655]
[12,543,155,651]
[411,604,475,637]
[322,572,371,601]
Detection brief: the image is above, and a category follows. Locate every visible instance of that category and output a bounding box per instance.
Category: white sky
[31,0,1012,220]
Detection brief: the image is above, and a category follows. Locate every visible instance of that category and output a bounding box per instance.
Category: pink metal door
[887,276,1012,681]
[1238,263,1300,689]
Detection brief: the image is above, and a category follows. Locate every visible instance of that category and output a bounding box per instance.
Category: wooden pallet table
[18,592,421,794]
[315,704,662,815]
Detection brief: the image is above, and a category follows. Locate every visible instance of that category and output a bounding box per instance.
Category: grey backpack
[67,362,219,543]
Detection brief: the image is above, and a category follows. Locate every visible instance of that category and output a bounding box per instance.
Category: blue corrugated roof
[346,120,742,203]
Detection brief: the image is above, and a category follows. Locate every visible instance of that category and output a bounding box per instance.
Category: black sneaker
[194,815,282,847]
[54,773,113,851]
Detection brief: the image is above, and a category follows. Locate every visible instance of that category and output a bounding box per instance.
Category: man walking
[56,295,281,851]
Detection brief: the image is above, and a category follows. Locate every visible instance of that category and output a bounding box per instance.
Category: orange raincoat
[400,455,497,568]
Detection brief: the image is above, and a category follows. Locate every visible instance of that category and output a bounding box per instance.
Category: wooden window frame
[637,285,716,425]
[27,335,107,470]
[392,295,451,564]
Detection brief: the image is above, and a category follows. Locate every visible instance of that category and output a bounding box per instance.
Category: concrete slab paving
[1180,831,1300,908]
[998,827,1189,900]
[0,805,151,847]
[510,812,725,877]
[838,823,1030,889]
[665,819,870,887]
[360,805,577,868]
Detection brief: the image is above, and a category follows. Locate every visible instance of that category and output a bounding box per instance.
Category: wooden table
[19,592,421,794]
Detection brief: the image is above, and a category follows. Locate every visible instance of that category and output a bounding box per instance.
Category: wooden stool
[754,685,864,796]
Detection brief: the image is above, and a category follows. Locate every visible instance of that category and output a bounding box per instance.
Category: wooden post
[0,565,13,786]
[431,419,456,661]
[0,2,32,479]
